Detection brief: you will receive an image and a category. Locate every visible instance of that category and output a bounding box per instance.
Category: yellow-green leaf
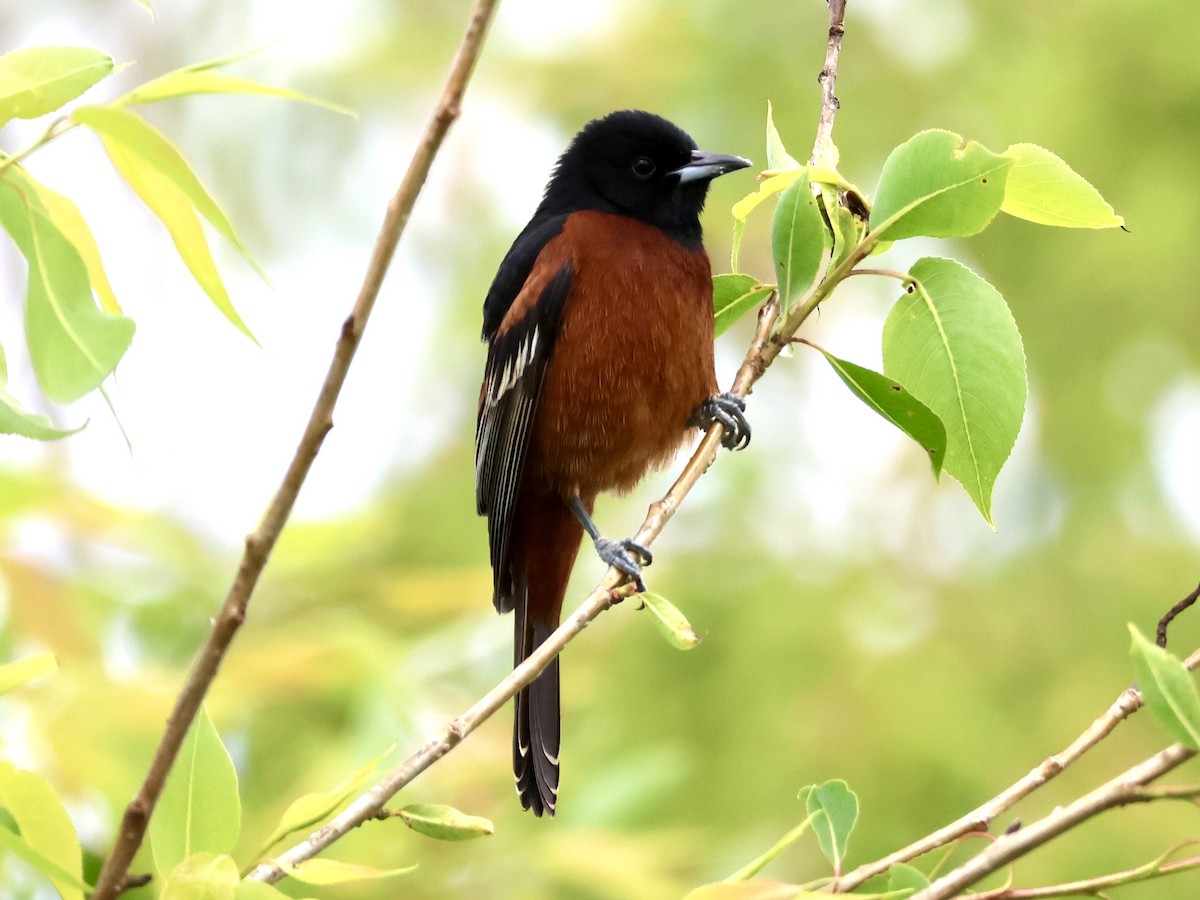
[160,853,238,900]
[0,761,86,899]
[119,71,353,116]
[0,652,57,695]
[0,47,113,125]
[0,382,83,439]
[732,169,806,223]
[15,166,122,313]
[686,882,809,900]
[235,881,304,900]
[149,706,241,879]
[1001,143,1124,229]
[74,106,257,338]
[765,101,801,171]
[0,381,83,439]
[279,858,418,885]
[259,744,395,853]
[724,816,816,883]
[639,591,701,650]
[0,177,134,403]
[397,803,494,841]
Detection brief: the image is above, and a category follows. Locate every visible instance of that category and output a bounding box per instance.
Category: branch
[970,847,1200,899]
[249,0,858,880]
[914,743,1198,899]
[87,1,500,896]
[810,0,847,167]
[838,643,1200,892]
[247,296,781,882]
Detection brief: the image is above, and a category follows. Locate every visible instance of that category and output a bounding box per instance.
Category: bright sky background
[2,0,1198,564]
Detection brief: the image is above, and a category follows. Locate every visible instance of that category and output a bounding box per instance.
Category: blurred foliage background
[1,0,1199,896]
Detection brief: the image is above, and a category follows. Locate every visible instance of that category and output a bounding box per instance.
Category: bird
[476,109,751,816]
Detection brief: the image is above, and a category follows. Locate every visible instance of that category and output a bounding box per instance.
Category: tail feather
[508,493,583,816]
[514,613,560,815]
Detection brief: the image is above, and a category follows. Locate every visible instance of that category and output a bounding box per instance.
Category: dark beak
[671,150,752,184]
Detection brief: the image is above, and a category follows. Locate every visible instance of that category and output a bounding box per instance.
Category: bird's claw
[690,392,751,451]
[594,537,652,594]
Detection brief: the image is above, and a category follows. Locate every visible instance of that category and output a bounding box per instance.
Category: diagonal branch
[837,644,1200,892]
[914,743,1198,899]
[88,1,500,896]
[249,0,857,884]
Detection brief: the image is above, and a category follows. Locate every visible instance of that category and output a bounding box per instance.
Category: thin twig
[913,743,1198,899]
[1157,581,1200,647]
[0,116,74,178]
[249,0,858,880]
[810,0,847,168]
[837,641,1200,891]
[248,295,783,882]
[970,848,1200,899]
[87,1,500,896]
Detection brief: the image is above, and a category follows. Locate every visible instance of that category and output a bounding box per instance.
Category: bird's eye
[631,156,656,179]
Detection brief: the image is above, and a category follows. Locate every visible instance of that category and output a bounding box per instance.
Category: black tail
[505,493,583,816]
[514,593,560,815]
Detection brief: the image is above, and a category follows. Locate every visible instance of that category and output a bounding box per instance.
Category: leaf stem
[848,267,915,286]
[0,116,76,178]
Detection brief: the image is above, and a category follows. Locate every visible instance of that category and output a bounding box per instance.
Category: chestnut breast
[525,210,717,498]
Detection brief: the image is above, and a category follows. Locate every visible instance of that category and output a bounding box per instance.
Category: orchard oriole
[476,110,751,815]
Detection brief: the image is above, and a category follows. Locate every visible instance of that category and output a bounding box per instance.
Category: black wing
[476,225,574,612]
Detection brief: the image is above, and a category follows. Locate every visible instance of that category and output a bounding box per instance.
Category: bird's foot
[690,392,751,450]
[594,537,652,594]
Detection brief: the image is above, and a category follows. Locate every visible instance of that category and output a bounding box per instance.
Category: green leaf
[0,47,113,125]
[765,101,801,171]
[800,779,858,874]
[639,591,701,650]
[396,803,494,841]
[149,706,242,879]
[883,258,1027,526]
[771,169,831,312]
[0,652,57,695]
[160,853,238,900]
[819,188,861,274]
[0,382,83,439]
[259,744,395,853]
[887,863,931,894]
[0,827,91,896]
[870,130,1011,240]
[1001,143,1124,229]
[1129,625,1200,750]
[17,168,123,313]
[279,858,418,885]
[0,761,87,899]
[118,70,353,116]
[0,176,134,403]
[814,348,946,477]
[713,274,773,337]
[73,104,261,338]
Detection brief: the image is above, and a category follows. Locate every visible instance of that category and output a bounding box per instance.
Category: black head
[537,110,750,245]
